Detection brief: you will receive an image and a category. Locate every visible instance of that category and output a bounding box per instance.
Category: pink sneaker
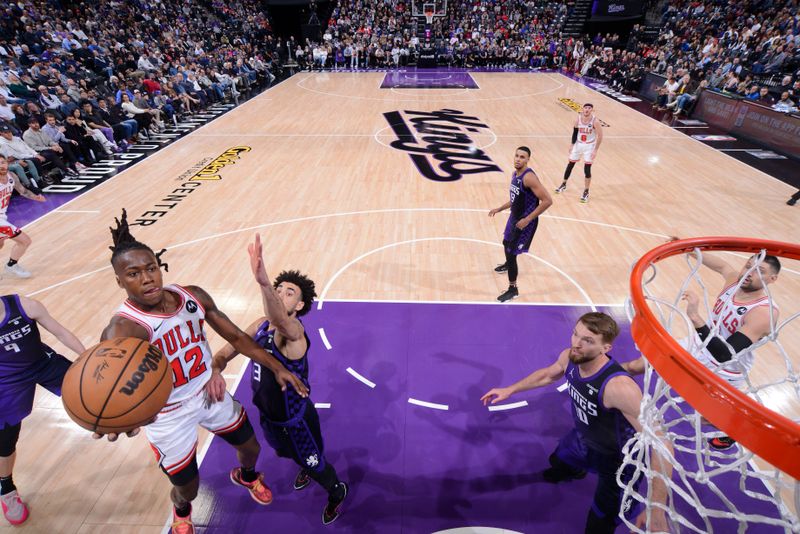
[171,506,194,534]
[1,490,29,525]
[230,468,273,505]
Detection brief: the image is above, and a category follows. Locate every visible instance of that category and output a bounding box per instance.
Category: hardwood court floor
[2,72,798,533]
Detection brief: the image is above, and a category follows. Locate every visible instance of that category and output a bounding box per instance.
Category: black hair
[763,255,781,275]
[274,270,316,317]
[584,103,594,108]
[516,146,531,156]
[108,209,168,271]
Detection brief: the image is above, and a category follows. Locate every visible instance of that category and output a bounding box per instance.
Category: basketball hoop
[423,2,435,25]
[620,236,800,533]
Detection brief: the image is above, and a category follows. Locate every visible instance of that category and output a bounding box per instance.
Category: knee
[15,233,31,248]
[0,423,21,457]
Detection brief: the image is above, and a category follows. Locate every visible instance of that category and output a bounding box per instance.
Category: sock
[240,465,258,483]
[0,475,16,496]
[7,259,17,267]
[174,502,191,518]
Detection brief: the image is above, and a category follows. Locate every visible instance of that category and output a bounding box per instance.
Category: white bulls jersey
[576,114,597,144]
[115,284,212,404]
[696,282,777,383]
[0,174,15,219]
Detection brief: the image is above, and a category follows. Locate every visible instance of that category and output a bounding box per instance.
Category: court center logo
[383,109,502,182]
[131,146,251,226]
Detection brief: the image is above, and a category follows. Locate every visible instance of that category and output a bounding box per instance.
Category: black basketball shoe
[708,436,736,450]
[293,469,311,491]
[322,482,348,525]
[497,286,519,302]
[494,263,508,273]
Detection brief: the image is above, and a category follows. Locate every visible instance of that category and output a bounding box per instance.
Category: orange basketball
[62,337,172,434]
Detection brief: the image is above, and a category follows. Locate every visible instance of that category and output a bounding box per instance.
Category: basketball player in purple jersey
[213,234,348,525]
[489,146,552,302]
[482,312,671,533]
[0,295,85,525]
[96,210,308,534]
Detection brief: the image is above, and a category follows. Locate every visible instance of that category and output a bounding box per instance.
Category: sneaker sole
[294,478,311,491]
[2,502,29,525]
[229,471,273,506]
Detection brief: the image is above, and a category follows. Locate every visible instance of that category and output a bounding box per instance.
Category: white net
[619,245,800,533]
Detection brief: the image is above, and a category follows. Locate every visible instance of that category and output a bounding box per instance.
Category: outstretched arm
[20,296,85,355]
[212,317,264,371]
[248,234,304,342]
[481,348,569,405]
[12,177,44,202]
[186,285,308,400]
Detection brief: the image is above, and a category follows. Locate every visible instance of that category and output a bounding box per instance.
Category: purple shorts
[553,428,641,523]
[503,217,539,255]
[0,351,71,427]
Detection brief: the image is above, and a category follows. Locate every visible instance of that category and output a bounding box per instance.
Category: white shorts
[0,218,21,240]
[569,142,596,163]
[145,389,247,476]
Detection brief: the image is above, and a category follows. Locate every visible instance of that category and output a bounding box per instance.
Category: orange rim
[630,236,800,479]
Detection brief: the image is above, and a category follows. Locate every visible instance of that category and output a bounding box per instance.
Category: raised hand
[247,233,270,287]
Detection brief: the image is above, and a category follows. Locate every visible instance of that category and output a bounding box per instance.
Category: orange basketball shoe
[1,490,29,525]
[230,468,273,505]
[171,506,194,534]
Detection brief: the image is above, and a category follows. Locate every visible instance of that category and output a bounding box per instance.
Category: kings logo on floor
[383,109,502,182]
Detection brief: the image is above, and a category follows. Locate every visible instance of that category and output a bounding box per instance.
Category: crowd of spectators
[641,0,800,115]
[292,0,798,116]
[0,0,280,191]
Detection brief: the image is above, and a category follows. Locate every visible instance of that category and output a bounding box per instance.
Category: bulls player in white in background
[0,154,45,279]
[623,249,780,450]
[96,210,309,534]
[554,103,603,203]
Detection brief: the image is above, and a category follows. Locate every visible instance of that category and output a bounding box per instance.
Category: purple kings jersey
[509,168,540,222]
[564,358,635,456]
[0,294,51,377]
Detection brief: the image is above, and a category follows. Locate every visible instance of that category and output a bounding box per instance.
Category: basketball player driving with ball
[96,210,309,534]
